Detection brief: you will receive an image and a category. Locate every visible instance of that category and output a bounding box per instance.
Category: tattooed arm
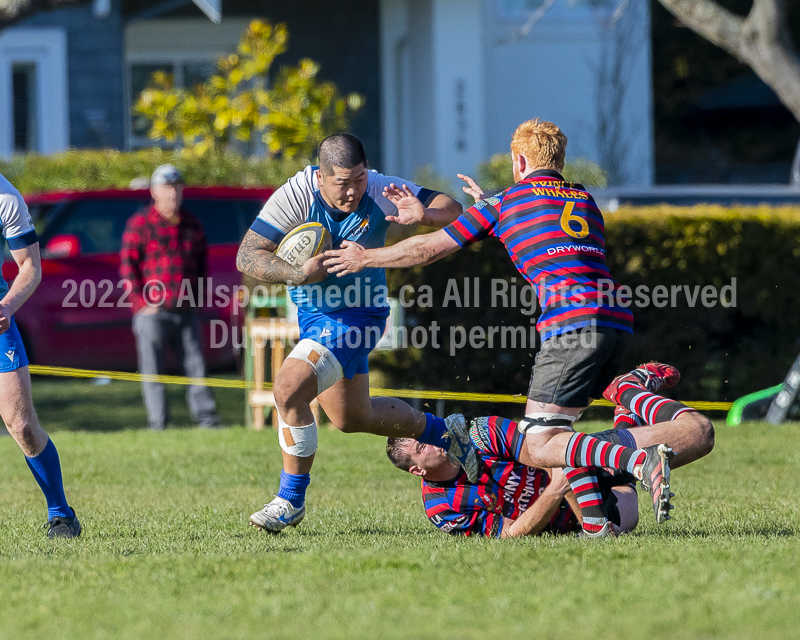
[236,230,327,285]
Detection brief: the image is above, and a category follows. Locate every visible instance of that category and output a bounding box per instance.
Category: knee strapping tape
[518,412,577,435]
[285,339,344,395]
[278,417,318,457]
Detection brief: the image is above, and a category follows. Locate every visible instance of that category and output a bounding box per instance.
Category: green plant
[411,155,608,204]
[134,20,364,159]
[0,149,306,194]
[373,206,800,404]
[476,153,608,195]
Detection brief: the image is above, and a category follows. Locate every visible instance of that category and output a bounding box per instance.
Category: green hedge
[0,149,306,194]
[371,206,800,411]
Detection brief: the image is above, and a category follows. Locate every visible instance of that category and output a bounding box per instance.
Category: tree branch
[657,0,748,61]
[659,0,800,122]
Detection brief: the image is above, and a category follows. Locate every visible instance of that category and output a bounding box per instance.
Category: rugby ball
[275,222,333,266]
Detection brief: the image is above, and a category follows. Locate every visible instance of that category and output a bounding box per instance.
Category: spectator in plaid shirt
[120,164,221,430]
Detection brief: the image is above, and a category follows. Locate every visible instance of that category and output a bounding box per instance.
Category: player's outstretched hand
[383,183,425,225]
[0,303,10,335]
[457,173,485,203]
[301,253,329,284]
[324,240,367,277]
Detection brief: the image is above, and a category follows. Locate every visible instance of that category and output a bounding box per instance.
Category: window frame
[125,51,219,150]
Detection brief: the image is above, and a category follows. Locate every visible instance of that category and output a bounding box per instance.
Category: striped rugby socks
[564,467,608,534]
[617,386,695,426]
[613,410,644,429]
[565,431,646,477]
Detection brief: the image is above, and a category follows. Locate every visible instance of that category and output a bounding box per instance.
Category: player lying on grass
[386,363,714,538]
[324,119,641,534]
[0,173,80,538]
[236,134,477,533]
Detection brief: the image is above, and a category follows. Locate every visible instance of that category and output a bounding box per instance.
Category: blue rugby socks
[277,470,311,508]
[25,438,72,520]
[417,413,450,450]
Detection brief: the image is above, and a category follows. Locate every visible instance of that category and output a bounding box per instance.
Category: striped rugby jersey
[421,416,576,538]
[444,170,633,341]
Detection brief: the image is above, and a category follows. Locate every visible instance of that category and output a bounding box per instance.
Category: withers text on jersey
[444,170,633,341]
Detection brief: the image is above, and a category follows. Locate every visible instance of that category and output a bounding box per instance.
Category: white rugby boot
[249,496,305,532]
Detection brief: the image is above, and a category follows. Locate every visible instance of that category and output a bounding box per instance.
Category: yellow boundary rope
[27,365,733,411]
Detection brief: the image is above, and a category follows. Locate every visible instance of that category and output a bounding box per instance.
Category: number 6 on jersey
[560,201,589,239]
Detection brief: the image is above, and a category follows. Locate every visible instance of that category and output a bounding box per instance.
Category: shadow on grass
[32,377,247,433]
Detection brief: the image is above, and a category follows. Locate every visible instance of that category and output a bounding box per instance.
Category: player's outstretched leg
[563,431,674,524]
[611,363,681,429]
[0,368,80,538]
[521,428,674,525]
[250,357,318,533]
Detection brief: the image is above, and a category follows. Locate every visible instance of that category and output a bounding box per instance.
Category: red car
[3,186,274,370]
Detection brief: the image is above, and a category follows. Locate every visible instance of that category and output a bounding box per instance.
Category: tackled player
[386,363,714,538]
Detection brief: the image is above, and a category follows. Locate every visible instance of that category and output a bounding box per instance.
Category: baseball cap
[151,164,184,187]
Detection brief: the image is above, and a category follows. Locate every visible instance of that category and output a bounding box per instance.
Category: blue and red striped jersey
[444,170,633,341]
[421,416,577,538]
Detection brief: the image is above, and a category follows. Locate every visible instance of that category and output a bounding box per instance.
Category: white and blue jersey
[250,165,439,378]
[0,173,37,372]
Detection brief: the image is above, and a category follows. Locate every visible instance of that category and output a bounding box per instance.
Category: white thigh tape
[278,417,318,457]
[518,412,577,435]
[286,338,344,395]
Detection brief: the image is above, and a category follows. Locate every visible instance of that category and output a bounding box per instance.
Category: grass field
[0,378,798,639]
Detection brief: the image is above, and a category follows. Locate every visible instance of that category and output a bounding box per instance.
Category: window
[12,62,37,152]
[124,18,252,150]
[128,58,216,148]
[0,27,68,156]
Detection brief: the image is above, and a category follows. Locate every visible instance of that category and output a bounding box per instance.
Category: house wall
[249,0,382,168]
[19,0,126,149]
[123,2,382,159]
[4,0,382,161]
[483,3,653,186]
[380,0,654,187]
